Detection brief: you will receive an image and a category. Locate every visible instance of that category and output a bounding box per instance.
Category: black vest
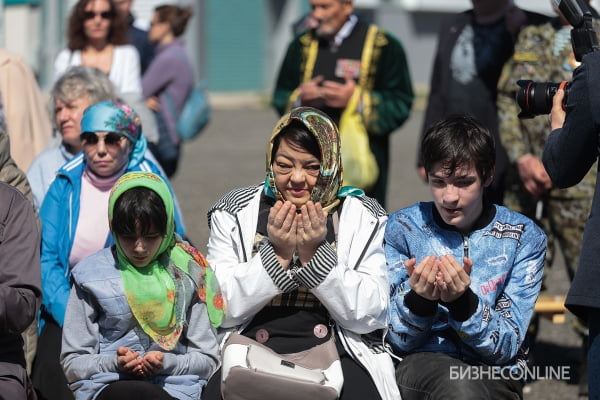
[312,22,369,124]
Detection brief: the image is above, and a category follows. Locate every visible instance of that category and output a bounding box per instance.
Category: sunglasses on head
[83,10,114,20]
[81,132,125,147]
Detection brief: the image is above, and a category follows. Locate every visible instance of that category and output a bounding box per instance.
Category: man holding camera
[544,2,600,397]
[497,6,599,392]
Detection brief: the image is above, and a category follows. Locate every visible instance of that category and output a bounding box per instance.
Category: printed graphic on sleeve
[484,221,525,242]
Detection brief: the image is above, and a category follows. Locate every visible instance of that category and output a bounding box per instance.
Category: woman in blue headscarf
[33,100,185,400]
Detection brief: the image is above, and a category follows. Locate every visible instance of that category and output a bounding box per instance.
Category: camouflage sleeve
[497,23,554,163]
[497,84,528,163]
[497,59,530,162]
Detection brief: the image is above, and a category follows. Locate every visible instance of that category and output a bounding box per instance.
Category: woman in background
[54,0,160,145]
[54,0,139,95]
[28,66,117,210]
[142,5,194,177]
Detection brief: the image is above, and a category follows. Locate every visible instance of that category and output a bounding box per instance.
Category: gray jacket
[0,180,41,367]
[60,248,220,400]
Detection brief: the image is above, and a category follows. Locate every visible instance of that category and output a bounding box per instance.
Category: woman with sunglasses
[27,66,117,211]
[202,107,399,399]
[54,0,140,96]
[33,101,185,400]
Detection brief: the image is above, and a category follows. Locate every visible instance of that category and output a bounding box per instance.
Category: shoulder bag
[176,79,211,141]
[337,25,380,191]
[221,332,344,400]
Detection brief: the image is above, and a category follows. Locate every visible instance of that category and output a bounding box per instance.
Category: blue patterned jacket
[385,202,546,371]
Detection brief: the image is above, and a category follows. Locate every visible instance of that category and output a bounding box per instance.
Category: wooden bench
[534,295,567,324]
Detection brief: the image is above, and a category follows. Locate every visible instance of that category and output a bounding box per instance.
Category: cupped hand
[140,351,164,378]
[296,201,327,265]
[116,346,142,376]
[436,255,472,303]
[405,255,441,301]
[267,200,297,268]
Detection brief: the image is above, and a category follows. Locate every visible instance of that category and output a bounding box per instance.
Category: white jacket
[207,184,400,400]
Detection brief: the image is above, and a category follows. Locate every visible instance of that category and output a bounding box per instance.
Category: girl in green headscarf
[61,172,224,400]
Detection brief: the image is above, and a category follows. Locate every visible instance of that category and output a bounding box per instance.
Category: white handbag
[221,333,344,400]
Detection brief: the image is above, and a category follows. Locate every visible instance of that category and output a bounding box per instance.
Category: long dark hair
[67,0,129,50]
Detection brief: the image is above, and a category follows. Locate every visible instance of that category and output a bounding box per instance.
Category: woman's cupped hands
[268,200,327,269]
[117,347,164,378]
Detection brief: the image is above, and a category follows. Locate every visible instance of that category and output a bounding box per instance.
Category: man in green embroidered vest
[272,0,414,208]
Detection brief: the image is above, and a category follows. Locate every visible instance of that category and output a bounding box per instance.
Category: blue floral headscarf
[80,101,148,168]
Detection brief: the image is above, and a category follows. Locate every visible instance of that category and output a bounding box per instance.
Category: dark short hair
[67,0,129,50]
[154,5,193,37]
[271,120,321,162]
[112,187,167,237]
[421,114,495,181]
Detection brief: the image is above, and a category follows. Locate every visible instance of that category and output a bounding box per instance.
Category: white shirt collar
[333,14,358,48]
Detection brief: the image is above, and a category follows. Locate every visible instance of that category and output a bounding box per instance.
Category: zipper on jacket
[462,234,469,259]
[353,219,379,270]
[235,215,247,263]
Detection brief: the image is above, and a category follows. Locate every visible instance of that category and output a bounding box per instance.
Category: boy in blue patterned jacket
[385,114,546,399]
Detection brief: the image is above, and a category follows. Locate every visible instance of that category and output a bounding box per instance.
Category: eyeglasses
[81,132,126,148]
[83,10,114,20]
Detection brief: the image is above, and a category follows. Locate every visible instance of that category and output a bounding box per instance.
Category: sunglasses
[81,132,126,148]
[83,10,114,20]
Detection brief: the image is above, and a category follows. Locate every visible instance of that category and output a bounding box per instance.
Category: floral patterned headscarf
[265,107,362,212]
[80,101,148,168]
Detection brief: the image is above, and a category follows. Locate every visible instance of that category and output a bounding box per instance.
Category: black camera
[516,80,570,119]
[516,0,599,119]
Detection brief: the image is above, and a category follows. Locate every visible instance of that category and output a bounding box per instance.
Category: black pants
[396,352,523,400]
[31,319,73,400]
[96,381,176,400]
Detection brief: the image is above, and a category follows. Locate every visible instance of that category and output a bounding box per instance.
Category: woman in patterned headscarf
[34,101,185,400]
[61,172,222,400]
[202,107,400,400]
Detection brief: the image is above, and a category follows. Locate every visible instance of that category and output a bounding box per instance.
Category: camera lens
[516,80,568,119]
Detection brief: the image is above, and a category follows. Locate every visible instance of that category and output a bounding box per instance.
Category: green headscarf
[109,172,224,350]
[265,106,363,212]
